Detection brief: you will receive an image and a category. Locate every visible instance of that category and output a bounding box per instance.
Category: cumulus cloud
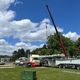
[0,0,15,21]
[0,39,14,55]
[63,32,80,41]
[0,16,63,42]
[15,42,31,50]
[0,39,44,55]
[0,0,64,43]
[15,42,42,51]
[0,10,15,21]
[12,18,63,42]
[0,0,15,11]
[14,0,23,5]
[0,39,43,55]
[0,0,15,38]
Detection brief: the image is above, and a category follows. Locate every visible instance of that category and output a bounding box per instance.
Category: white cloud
[0,39,14,55]
[0,39,8,45]
[41,18,50,24]
[63,32,80,41]
[14,0,23,5]
[0,0,15,38]
[0,39,43,55]
[15,42,43,51]
[15,42,30,50]
[0,0,15,11]
[0,39,44,55]
[11,18,63,42]
[11,19,38,32]
[0,10,15,21]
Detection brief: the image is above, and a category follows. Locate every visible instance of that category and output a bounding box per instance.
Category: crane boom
[46,5,67,57]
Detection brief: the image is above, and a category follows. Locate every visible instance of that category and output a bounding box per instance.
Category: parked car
[15,59,20,65]
[15,57,28,66]
[0,61,5,65]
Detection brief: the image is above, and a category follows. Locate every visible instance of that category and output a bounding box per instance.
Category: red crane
[46,5,67,57]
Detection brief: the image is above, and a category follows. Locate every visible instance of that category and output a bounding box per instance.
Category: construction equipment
[46,5,67,57]
[45,5,80,70]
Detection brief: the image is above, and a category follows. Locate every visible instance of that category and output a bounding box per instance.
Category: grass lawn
[0,66,80,80]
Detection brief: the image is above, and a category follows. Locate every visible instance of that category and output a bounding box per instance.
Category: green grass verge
[0,66,80,80]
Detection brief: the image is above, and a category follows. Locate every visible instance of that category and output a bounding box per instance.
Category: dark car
[0,62,5,65]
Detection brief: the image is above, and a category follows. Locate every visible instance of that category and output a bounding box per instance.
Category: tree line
[31,33,80,58]
[11,48,30,61]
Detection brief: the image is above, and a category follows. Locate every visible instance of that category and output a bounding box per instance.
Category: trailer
[55,58,80,69]
[39,56,80,70]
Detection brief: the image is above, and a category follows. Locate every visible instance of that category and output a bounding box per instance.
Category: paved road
[0,62,15,68]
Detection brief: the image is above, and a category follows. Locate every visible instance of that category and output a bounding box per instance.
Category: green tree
[25,49,30,58]
[12,48,26,61]
[63,37,76,57]
[47,33,64,54]
[75,37,80,56]
[47,34,60,49]
[47,33,76,57]
[31,33,78,57]
[76,37,80,48]
[11,51,18,61]
[40,49,47,55]
[17,48,25,57]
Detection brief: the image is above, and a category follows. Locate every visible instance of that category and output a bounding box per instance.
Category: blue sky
[0,0,80,55]
[10,0,80,33]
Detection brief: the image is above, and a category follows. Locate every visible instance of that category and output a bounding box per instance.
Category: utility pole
[46,5,67,57]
